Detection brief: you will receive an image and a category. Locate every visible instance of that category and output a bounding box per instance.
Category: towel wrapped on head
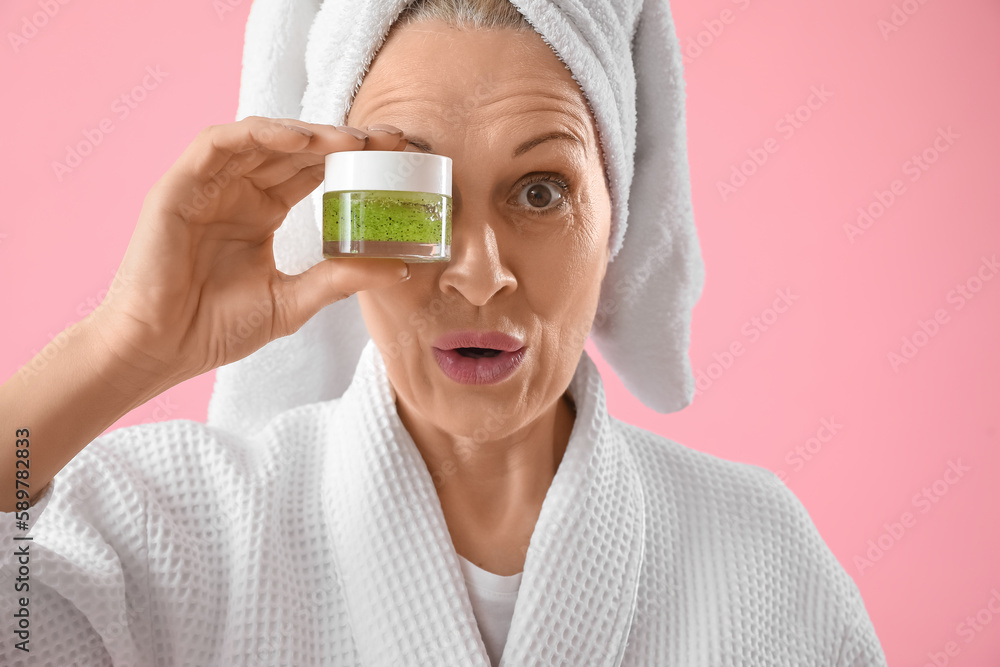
[207,0,705,437]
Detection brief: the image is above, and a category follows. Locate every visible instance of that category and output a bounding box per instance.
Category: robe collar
[322,339,646,666]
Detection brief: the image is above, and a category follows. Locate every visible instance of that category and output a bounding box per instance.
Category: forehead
[350,21,595,140]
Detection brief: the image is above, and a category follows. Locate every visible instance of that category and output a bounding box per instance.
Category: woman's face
[349,20,611,441]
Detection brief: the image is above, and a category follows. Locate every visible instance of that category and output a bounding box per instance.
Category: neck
[397,390,575,509]
[395,390,576,574]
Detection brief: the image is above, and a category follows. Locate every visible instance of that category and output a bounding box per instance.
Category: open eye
[516,175,569,215]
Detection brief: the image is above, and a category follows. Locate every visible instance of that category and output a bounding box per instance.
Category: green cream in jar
[322,150,452,262]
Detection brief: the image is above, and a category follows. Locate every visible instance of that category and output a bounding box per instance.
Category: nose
[437,195,517,307]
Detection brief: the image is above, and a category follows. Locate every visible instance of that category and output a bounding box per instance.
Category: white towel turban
[206,0,705,437]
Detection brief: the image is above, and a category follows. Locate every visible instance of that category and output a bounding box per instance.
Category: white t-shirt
[457,554,523,667]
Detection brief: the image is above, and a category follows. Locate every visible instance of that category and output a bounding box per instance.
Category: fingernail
[366,124,403,135]
[399,264,411,281]
[335,125,369,142]
[283,124,314,137]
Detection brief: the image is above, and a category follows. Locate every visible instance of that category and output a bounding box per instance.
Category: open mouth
[432,345,526,385]
[454,347,503,359]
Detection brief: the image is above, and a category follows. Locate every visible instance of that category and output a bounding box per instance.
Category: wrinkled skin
[348,20,612,575]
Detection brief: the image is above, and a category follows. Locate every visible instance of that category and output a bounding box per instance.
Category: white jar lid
[324,150,452,196]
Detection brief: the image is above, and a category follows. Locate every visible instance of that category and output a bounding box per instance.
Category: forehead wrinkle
[359,95,594,156]
[362,54,588,111]
[354,55,598,158]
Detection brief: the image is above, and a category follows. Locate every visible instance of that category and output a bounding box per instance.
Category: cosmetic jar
[323,150,452,262]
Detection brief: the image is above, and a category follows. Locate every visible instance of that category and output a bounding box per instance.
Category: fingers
[289,120,406,152]
[363,124,407,151]
[263,162,325,211]
[243,151,324,192]
[176,117,313,181]
[273,258,410,338]
[172,117,411,220]
[178,116,368,183]
[244,123,408,193]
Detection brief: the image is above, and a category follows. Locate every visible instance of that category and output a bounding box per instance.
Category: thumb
[274,258,410,337]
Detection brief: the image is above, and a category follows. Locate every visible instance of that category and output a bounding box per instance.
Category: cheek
[359,278,447,355]
[525,256,603,362]
[357,291,406,345]
[579,174,613,255]
[554,209,610,330]
[563,196,611,285]
[524,218,607,318]
[356,293,379,337]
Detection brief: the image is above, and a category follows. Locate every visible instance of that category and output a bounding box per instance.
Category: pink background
[3,0,999,663]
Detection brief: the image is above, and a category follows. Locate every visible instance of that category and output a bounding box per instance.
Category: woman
[1,0,887,665]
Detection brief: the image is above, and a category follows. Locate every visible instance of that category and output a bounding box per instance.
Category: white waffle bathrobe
[0,339,886,665]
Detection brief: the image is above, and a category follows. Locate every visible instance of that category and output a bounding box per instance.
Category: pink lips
[431,330,526,385]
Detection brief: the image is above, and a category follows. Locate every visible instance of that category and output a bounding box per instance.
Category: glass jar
[322,150,452,262]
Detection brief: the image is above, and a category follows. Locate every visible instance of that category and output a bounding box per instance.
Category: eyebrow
[406,131,584,158]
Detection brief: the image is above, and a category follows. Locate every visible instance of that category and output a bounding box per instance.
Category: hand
[89,116,410,384]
